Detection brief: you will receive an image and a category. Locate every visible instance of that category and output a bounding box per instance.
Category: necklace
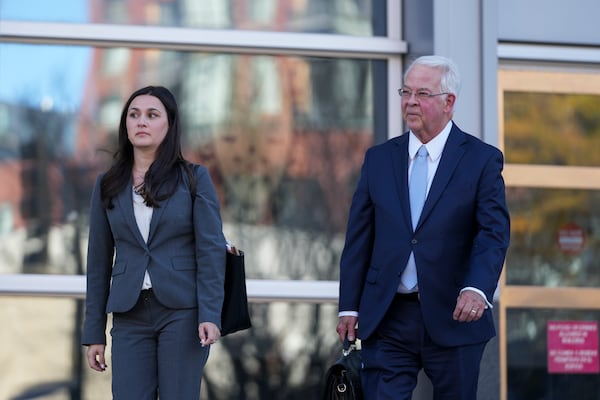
[133,182,145,196]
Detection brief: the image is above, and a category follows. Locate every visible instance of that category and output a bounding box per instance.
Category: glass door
[498,66,600,400]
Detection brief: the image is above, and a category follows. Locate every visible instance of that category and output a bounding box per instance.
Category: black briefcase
[221,248,252,336]
[322,337,363,400]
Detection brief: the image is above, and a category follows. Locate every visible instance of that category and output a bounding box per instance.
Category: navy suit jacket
[339,123,510,347]
[82,164,226,346]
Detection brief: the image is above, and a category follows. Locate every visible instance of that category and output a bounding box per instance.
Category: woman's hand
[198,322,221,347]
[87,344,107,372]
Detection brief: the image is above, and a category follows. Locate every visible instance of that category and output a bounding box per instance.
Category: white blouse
[133,188,153,290]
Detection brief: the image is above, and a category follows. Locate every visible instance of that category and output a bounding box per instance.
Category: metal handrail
[0,274,339,303]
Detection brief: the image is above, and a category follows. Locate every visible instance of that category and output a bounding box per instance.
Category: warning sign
[556,223,586,254]
[547,320,599,374]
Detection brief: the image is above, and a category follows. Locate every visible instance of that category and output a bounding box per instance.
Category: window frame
[498,61,600,400]
[0,1,407,296]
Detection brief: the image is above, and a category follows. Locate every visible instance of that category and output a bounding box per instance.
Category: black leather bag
[221,249,252,336]
[322,337,363,400]
[186,168,251,337]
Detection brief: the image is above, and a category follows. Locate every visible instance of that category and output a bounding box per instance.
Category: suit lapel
[390,134,413,231]
[148,197,168,244]
[418,126,467,228]
[115,181,174,246]
[147,183,175,244]
[115,185,147,248]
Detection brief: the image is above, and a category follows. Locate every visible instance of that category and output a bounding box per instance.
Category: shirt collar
[408,120,453,161]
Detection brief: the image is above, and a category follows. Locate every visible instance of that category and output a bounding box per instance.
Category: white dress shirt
[397,121,452,293]
[133,188,153,290]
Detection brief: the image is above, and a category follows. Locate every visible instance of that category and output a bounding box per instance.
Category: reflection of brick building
[72,0,374,235]
[288,129,371,232]
[0,103,72,229]
[1,1,374,273]
[177,52,372,232]
[0,102,98,271]
[76,0,168,164]
[0,158,25,229]
[196,128,371,233]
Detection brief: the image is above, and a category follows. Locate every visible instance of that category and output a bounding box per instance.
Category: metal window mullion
[0,20,406,59]
[0,274,339,303]
[498,43,600,64]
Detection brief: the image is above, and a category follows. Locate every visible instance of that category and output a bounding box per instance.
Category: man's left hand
[453,290,486,322]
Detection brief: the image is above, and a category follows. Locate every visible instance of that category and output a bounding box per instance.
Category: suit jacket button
[411,239,418,244]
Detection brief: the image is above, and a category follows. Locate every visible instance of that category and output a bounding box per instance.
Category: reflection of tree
[203,301,340,400]
[206,225,342,400]
[195,224,344,399]
[504,92,600,166]
[504,92,600,287]
[18,105,68,272]
[506,187,599,287]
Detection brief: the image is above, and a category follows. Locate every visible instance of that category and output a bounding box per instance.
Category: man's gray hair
[404,55,461,97]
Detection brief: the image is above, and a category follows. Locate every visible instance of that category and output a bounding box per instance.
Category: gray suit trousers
[111,289,210,399]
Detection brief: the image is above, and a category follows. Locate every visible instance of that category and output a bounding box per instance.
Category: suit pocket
[365,266,380,284]
[112,261,127,276]
[172,255,196,271]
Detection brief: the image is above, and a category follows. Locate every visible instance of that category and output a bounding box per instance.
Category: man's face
[401,65,454,142]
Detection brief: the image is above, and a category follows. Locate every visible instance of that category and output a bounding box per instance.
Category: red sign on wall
[556,223,586,254]
[547,320,599,374]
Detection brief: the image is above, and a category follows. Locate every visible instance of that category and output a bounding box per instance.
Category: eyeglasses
[398,89,449,99]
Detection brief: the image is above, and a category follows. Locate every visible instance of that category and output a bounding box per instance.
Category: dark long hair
[100,85,194,208]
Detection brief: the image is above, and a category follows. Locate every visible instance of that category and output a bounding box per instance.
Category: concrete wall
[402,0,499,145]
[497,0,600,45]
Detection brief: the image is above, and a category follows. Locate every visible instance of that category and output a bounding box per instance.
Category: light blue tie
[410,145,428,230]
[401,145,428,289]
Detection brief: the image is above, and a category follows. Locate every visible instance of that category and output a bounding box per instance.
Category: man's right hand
[336,316,358,342]
[86,344,107,372]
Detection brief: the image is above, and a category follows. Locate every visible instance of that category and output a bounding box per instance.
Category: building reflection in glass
[2,0,376,35]
[506,187,600,287]
[0,0,383,397]
[0,44,374,279]
[0,42,375,398]
[504,91,600,168]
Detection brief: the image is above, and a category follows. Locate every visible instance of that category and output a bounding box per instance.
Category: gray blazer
[82,164,226,345]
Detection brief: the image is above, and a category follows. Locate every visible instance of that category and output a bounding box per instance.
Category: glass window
[505,187,600,287]
[499,67,600,288]
[504,92,600,167]
[0,297,342,399]
[0,43,377,277]
[1,0,382,36]
[202,302,341,399]
[500,65,600,400]
[506,308,600,400]
[0,297,81,399]
[0,0,89,23]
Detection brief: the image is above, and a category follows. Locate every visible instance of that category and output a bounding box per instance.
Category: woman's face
[126,94,169,153]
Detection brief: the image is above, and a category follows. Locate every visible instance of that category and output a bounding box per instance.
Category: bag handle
[343,335,357,357]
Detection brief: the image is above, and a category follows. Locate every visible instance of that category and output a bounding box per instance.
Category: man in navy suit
[336,55,510,399]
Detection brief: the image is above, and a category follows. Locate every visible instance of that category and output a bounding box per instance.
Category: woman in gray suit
[82,86,226,399]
